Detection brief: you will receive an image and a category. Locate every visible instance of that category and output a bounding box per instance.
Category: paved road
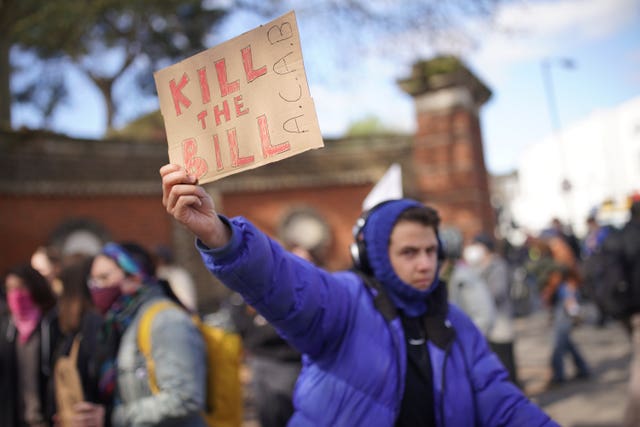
[516,304,631,427]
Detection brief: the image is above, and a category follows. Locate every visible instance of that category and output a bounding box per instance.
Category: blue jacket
[199,217,558,427]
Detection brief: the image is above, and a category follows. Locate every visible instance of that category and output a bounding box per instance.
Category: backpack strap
[137,299,179,394]
[69,334,82,364]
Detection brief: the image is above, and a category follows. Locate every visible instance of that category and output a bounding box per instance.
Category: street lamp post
[540,57,576,224]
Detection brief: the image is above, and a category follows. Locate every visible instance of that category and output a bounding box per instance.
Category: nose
[416,251,435,271]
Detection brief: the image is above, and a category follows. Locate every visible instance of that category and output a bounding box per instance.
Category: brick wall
[220,183,373,271]
[0,194,172,275]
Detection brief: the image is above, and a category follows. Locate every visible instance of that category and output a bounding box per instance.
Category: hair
[103,241,156,278]
[473,233,496,253]
[120,242,156,277]
[395,205,441,231]
[3,264,57,313]
[57,256,95,334]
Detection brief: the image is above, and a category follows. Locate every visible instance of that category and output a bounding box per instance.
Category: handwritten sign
[154,11,324,184]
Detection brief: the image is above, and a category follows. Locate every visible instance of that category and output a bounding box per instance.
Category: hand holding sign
[154,11,323,184]
[160,164,231,249]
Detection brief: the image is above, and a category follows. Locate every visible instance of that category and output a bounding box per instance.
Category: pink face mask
[7,288,42,344]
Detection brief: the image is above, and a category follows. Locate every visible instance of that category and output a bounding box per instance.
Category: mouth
[412,278,432,290]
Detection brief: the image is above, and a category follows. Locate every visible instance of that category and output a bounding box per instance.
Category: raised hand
[160,164,231,248]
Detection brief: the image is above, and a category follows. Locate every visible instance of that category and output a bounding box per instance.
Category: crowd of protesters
[2,185,638,426]
[1,241,206,427]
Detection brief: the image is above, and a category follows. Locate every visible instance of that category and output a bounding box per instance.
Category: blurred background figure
[464,233,519,387]
[87,241,206,426]
[550,218,581,262]
[439,227,496,337]
[228,243,316,427]
[154,245,198,313]
[52,255,104,425]
[31,246,63,296]
[580,214,615,327]
[530,236,591,388]
[618,200,640,427]
[1,264,60,427]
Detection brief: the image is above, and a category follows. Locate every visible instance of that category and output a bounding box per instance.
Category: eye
[401,248,418,257]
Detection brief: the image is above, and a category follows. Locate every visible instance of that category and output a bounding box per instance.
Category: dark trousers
[490,341,520,387]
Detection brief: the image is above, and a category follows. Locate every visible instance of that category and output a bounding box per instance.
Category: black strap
[352,269,398,322]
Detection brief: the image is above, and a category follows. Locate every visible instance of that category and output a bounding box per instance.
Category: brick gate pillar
[398,56,495,241]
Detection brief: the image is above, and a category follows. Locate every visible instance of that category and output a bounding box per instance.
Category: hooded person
[160,162,559,427]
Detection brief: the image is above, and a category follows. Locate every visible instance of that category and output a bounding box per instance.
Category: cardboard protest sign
[154,10,324,184]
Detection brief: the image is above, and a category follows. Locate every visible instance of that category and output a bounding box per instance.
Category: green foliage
[345,115,396,137]
[3,0,229,131]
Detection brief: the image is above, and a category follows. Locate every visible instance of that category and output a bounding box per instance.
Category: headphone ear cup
[349,242,361,270]
[350,239,370,273]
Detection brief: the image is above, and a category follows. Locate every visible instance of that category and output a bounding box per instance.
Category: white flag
[362,163,403,211]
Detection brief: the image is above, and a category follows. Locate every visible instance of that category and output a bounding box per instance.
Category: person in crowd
[229,244,314,427]
[615,200,640,427]
[439,227,496,336]
[153,245,198,313]
[160,163,558,426]
[464,233,520,387]
[51,255,104,425]
[550,218,581,261]
[66,241,207,427]
[581,214,608,260]
[534,236,590,388]
[580,214,614,327]
[31,246,63,296]
[0,264,61,427]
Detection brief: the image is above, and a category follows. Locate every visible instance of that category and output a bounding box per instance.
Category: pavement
[241,302,632,427]
[516,304,631,427]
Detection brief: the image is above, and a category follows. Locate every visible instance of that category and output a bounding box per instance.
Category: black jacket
[0,308,61,427]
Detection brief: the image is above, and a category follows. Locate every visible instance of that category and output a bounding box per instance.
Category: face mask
[90,286,122,315]
[7,289,42,344]
[463,244,487,267]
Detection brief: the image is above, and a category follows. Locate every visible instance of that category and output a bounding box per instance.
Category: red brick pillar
[398,56,495,241]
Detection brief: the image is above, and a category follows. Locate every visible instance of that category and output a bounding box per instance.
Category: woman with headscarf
[67,241,206,427]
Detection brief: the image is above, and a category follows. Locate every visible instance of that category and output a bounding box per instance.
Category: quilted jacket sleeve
[197,216,358,358]
[450,306,559,427]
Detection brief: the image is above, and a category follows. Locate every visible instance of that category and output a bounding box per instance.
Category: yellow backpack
[137,300,243,427]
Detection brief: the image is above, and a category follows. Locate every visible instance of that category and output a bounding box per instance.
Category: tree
[345,114,400,137]
[2,0,228,132]
[4,0,504,135]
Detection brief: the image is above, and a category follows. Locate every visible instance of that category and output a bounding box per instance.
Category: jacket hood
[362,199,441,317]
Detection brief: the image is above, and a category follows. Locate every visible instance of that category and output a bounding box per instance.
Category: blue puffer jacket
[198,216,558,427]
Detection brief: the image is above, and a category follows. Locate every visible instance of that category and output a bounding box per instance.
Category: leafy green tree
[2,0,227,131]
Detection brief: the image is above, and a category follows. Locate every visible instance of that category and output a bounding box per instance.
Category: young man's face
[388,220,439,291]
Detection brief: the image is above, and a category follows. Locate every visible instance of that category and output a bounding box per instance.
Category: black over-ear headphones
[350,201,389,274]
[350,201,445,274]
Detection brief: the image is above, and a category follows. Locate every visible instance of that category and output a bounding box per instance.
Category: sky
[12,0,640,175]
